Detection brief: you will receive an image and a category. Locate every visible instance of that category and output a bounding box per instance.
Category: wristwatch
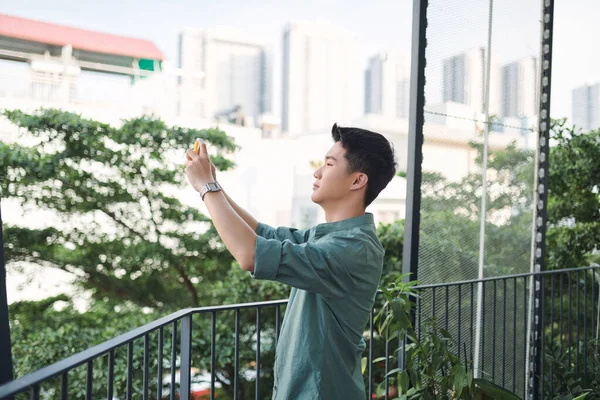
[199,182,222,201]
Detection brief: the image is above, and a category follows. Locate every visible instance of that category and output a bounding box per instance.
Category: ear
[350,173,368,191]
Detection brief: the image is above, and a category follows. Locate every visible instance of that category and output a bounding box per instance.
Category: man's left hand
[185,141,213,192]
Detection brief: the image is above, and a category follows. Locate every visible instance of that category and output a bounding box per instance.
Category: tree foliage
[547,119,600,270]
[2,109,289,399]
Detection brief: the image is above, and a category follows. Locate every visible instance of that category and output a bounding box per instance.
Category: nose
[313,166,322,180]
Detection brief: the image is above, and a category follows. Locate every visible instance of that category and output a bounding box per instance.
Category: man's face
[311,142,356,205]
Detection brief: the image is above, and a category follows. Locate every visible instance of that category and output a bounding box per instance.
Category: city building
[281,21,362,134]
[572,82,600,131]
[365,51,410,119]
[178,27,272,126]
[442,47,501,116]
[501,56,538,119]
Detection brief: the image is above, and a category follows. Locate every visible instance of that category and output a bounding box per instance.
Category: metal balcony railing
[0,266,598,400]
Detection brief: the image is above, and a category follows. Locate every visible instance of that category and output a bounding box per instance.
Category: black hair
[331,123,397,207]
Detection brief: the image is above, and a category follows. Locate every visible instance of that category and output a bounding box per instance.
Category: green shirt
[252,213,384,400]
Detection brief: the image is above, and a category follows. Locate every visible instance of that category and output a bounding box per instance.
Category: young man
[185,123,397,399]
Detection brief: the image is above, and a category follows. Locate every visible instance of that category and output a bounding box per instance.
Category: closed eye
[326,163,333,167]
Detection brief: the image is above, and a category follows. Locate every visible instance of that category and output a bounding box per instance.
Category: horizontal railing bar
[409,265,599,290]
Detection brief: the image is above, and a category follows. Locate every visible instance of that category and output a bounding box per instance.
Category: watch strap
[200,182,222,201]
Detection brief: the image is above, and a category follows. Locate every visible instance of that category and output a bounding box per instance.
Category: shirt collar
[313,213,375,237]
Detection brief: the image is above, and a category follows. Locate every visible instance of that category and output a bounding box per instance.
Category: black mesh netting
[415,0,541,396]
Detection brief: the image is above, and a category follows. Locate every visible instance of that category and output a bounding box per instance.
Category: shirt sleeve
[251,235,361,299]
[255,222,308,244]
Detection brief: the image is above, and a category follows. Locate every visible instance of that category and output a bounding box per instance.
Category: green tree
[547,119,600,271]
[418,141,535,284]
[1,108,238,308]
[1,109,289,399]
[543,120,600,399]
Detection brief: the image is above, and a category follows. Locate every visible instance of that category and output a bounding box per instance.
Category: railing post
[180,314,193,400]
[400,0,428,372]
[0,201,14,399]
[528,0,554,397]
[403,0,427,288]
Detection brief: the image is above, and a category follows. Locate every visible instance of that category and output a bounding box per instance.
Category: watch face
[209,182,218,190]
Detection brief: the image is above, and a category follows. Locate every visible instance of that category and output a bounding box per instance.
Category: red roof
[0,14,164,60]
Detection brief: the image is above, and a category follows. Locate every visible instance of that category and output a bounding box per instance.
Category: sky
[2,0,600,122]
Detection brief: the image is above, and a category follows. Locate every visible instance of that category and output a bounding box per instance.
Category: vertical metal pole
[170,322,177,400]
[108,350,115,400]
[234,310,240,400]
[584,272,588,383]
[61,373,68,400]
[474,0,494,379]
[385,305,390,400]
[368,309,374,398]
[126,342,134,400]
[401,0,428,370]
[528,0,554,397]
[158,327,164,400]
[86,361,93,400]
[255,308,261,399]
[596,271,600,342]
[143,334,149,400]
[211,312,216,400]
[0,201,14,398]
[180,314,193,400]
[525,123,539,394]
[402,0,428,282]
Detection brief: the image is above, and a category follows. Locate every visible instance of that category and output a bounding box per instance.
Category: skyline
[2,0,599,123]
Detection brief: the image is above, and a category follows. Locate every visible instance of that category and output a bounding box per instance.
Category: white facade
[178,28,272,124]
[572,82,600,132]
[442,47,501,116]
[281,21,362,134]
[501,56,538,119]
[0,59,181,124]
[365,51,410,119]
